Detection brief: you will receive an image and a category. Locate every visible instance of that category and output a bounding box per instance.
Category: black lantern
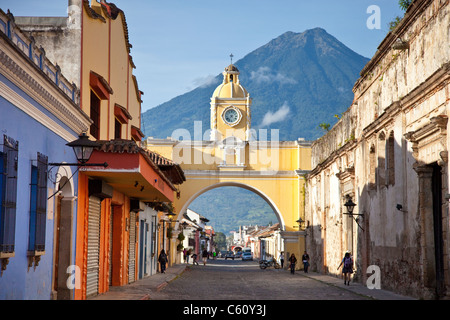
[167,211,176,221]
[343,195,364,231]
[66,132,100,164]
[296,218,305,229]
[344,196,356,215]
[49,133,107,167]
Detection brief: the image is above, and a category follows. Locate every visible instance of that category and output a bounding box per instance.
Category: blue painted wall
[0,73,80,300]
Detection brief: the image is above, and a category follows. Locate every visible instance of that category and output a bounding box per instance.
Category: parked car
[220,251,227,258]
[242,251,253,261]
[225,251,235,260]
[235,251,242,259]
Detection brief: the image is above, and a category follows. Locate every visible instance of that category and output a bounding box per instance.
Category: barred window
[0,135,19,254]
[28,152,48,252]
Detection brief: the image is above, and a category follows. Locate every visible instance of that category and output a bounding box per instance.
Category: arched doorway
[51,167,77,300]
[176,182,286,231]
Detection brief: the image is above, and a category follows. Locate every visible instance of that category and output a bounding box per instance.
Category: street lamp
[47,133,108,200]
[49,132,108,167]
[343,195,364,231]
[166,211,176,221]
[296,218,305,229]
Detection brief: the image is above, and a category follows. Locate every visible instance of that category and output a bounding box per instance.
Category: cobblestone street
[148,258,414,300]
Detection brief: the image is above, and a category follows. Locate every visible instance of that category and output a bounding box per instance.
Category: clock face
[224,109,239,124]
[222,107,241,127]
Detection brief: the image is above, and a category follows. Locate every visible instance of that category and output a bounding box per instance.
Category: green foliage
[388,16,403,32]
[318,122,330,132]
[399,0,412,11]
[188,187,277,234]
[214,232,227,251]
[389,1,413,32]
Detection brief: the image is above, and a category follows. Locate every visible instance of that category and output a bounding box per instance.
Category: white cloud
[259,102,290,128]
[194,75,220,87]
[187,74,220,91]
[250,67,297,85]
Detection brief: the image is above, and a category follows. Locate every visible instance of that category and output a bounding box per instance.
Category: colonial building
[0,8,91,299]
[14,0,185,300]
[305,0,449,299]
[147,63,312,266]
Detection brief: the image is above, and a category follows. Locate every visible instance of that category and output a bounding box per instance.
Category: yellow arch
[175,181,286,231]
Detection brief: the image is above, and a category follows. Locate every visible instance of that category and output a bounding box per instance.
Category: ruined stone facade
[305,0,450,299]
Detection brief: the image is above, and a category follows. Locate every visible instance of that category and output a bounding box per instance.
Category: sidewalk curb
[298,271,416,300]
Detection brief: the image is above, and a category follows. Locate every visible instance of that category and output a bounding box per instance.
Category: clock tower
[210,63,252,142]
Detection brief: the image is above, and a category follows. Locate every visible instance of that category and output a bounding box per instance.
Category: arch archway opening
[177,182,285,233]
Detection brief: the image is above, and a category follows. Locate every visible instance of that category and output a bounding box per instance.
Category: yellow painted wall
[81,3,142,142]
[147,139,311,233]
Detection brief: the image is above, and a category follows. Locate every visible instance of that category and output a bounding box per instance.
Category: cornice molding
[0,43,91,136]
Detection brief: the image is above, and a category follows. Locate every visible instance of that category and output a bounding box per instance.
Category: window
[114,118,122,139]
[377,132,386,186]
[0,135,18,255]
[386,131,395,186]
[90,91,101,139]
[369,144,376,189]
[28,153,48,253]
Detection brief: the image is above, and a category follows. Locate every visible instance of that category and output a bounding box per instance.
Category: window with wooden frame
[90,91,101,140]
[28,152,48,254]
[0,135,18,256]
[114,104,132,140]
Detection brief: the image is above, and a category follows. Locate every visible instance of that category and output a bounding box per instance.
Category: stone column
[414,165,435,289]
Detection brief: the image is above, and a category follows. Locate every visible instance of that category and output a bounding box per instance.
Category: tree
[399,0,412,11]
[388,0,413,32]
[318,122,330,132]
[215,232,227,251]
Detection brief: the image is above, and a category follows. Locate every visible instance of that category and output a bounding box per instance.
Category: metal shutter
[86,196,101,297]
[128,211,136,283]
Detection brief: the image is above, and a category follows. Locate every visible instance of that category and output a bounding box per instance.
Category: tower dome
[212,64,249,99]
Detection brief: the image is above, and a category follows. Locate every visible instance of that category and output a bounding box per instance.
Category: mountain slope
[141,28,369,141]
[188,187,278,235]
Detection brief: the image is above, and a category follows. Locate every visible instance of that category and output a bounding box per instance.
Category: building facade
[14,0,185,300]
[147,63,312,266]
[306,0,450,299]
[0,8,91,299]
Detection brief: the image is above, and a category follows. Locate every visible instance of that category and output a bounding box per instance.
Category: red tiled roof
[96,139,185,187]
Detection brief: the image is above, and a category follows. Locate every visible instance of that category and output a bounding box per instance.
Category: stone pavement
[90,264,187,300]
[89,263,416,300]
[298,271,416,300]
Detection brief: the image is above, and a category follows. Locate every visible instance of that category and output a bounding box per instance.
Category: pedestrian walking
[288,253,297,274]
[183,248,187,263]
[191,253,198,265]
[202,249,208,266]
[279,252,285,269]
[186,249,191,264]
[302,251,310,273]
[158,249,168,274]
[337,251,354,285]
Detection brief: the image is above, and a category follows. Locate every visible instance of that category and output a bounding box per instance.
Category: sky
[0,0,405,112]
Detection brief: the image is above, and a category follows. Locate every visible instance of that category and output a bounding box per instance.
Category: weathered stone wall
[306,0,450,299]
